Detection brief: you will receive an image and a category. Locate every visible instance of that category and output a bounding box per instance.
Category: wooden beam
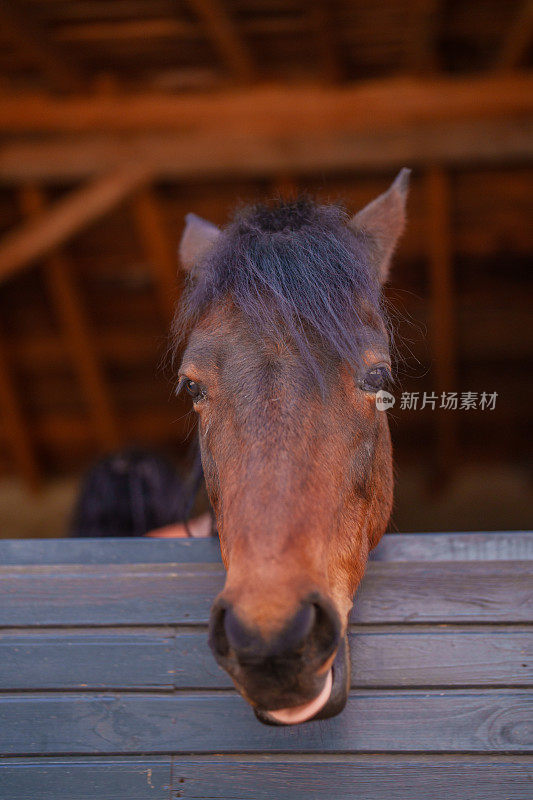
[0,411,192,457]
[0,331,40,490]
[0,0,84,93]
[57,18,197,42]
[131,189,180,323]
[8,332,161,371]
[495,0,533,71]
[310,0,343,83]
[55,17,308,43]
[186,0,255,83]
[405,0,440,74]
[19,186,120,451]
[426,167,456,481]
[0,164,152,284]
[1,74,532,134]
[1,116,532,183]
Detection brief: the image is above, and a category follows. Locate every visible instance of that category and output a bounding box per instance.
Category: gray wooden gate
[0,532,532,798]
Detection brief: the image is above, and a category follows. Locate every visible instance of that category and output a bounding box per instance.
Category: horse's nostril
[309,597,341,661]
[209,604,229,658]
[210,603,261,659]
[209,595,341,666]
[224,607,257,653]
[275,601,316,654]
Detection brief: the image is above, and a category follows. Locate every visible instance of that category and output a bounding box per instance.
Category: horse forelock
[173,197,388,385]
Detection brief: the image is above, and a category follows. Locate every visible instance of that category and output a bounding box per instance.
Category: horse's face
[177,171,409,724]
[179,311,393,720]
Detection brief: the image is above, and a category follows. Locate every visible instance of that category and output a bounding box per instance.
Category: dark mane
[174,197,386,383]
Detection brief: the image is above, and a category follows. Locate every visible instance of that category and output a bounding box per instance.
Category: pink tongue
[266,669,333,725]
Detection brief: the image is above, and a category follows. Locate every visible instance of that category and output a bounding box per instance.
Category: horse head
[174,170,410,724]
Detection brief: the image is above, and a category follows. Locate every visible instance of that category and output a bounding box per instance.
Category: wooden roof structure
[0,1,532,490]
[1,0,532,91]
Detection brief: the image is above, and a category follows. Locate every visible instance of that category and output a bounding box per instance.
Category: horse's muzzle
[253,634,350,726]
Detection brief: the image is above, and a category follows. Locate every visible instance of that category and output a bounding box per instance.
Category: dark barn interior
[0,0,532,536]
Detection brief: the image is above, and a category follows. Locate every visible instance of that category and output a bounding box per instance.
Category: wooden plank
[0,536,223,566]
[351,561,533,625]
[0,532,530,566]
[0,0,85,93]
[404,0,440,74]
[310,0,343,83]
[372,531,533,561]
[19,184,120,450]
[2,626,530,691]
[426,166,456,480]
[172,627,533,690]
[0,409,191,460]
[0,562,224,626]
[54,17,308,42]
[347,628,533,689]
[8,330,160,369]
[0,164,152,284]
[1,690,531,754]
[0,560,531,626]
[131,188,180,322]
[0,332,40,490]
[495,0,533,71]
[1,117,533,182]
[1,755,532,800]
[55,18,198,42]
[0,757,172,800]
[186,0,255,84]
[158,754,533,800]
[2,76,533,134]
[0,630,175,691]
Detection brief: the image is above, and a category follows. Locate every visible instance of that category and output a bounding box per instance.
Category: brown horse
[174,170,410,725]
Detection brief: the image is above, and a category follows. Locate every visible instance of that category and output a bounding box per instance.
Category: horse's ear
[348,168,410,283]
[179,213,221,273]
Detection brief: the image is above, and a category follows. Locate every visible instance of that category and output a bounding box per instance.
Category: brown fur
[177,172,409,712]
[180,301,393,635]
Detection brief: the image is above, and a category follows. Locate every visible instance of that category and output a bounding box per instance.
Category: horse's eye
[184,379,204,401]
[359,366,391,393]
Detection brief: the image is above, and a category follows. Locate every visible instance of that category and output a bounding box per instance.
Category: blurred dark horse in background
[174,170,410,724]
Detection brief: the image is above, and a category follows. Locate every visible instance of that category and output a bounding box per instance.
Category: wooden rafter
[405,0,440,74]
[310,0,343,83]
[1,116,532,183]
[54,17,308,43]
[19,185,120,451]
[495,0,533,71]
[0,331,40,490]
[0,164,152,284]
[185,0,255,83]
[10,410,191,455]
[131,188,180,324]
[0,0,84,93]
[2,75,531,134]
[426,167,456,481]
